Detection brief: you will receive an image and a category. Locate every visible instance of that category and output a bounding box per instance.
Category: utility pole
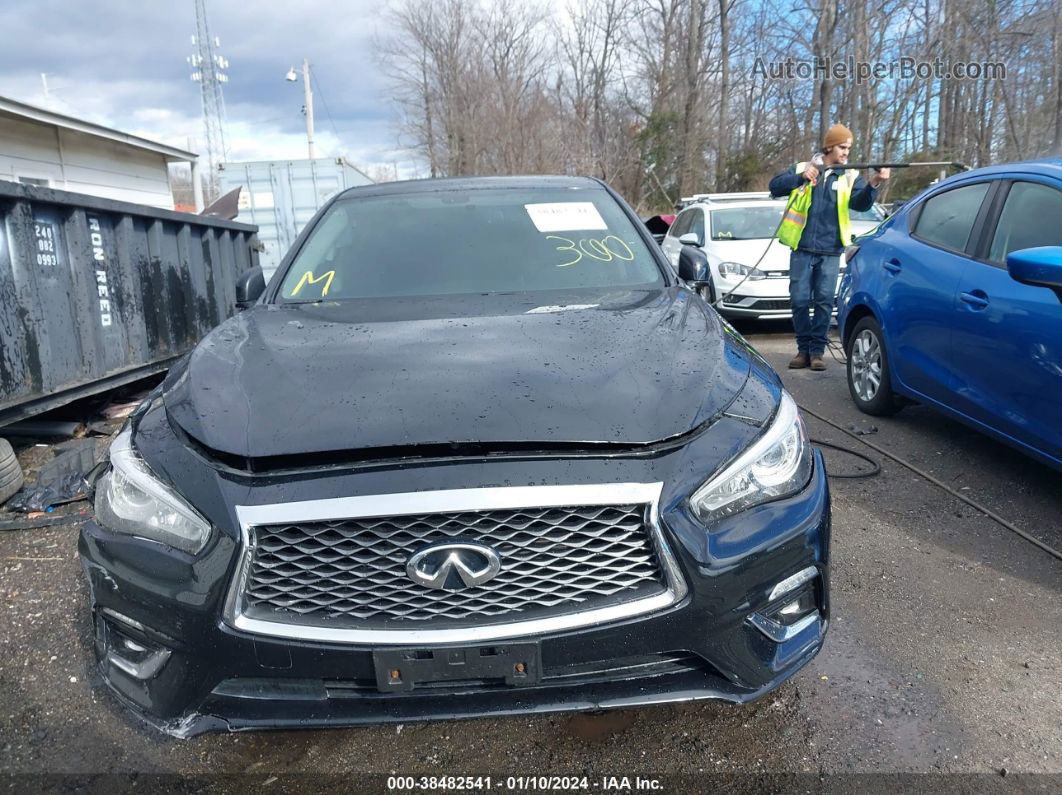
[287,60,316,159]
[188,0,229,203]
[301,59,316,159]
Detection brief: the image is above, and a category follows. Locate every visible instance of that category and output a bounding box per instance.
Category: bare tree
[377,0,1062,209]
[556,0,631,177]
[1054,2,1062,154]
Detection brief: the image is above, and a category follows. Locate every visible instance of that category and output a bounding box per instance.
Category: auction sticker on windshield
[525,202,608,232]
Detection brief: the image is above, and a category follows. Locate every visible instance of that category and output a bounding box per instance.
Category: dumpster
[0,180,259,427]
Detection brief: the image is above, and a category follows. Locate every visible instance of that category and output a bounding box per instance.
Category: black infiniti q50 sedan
[80,176,830,736]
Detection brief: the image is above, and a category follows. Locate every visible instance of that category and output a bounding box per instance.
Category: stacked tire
[0,439,23,505]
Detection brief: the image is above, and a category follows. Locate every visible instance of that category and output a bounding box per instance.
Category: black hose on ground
[800,403,1062,563]
[810,438,881,478]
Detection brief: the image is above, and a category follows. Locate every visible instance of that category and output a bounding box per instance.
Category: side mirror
[235,265,265,310]
[1007,247,1062,302]
[1007,246,1062,287]
[678,232,701,247]
[678,244,710,286]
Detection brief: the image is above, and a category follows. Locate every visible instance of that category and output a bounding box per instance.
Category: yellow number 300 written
[546,235,636,267]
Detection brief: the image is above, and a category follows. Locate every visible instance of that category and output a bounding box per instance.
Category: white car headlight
[718,261,765,281]
[94,426,211,554]
[690,392,813,523]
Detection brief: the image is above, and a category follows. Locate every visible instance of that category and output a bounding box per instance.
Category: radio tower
[188,0,229,202]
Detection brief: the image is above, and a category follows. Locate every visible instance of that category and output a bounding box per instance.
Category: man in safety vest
[769,124,889,370]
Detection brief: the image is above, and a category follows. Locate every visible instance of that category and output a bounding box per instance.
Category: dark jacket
[769,164,878,255]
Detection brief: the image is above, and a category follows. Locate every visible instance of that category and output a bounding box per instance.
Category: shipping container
[0,180,259,427]
[219,157,373,280]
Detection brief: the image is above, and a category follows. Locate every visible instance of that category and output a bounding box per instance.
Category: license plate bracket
[372,642,541,693]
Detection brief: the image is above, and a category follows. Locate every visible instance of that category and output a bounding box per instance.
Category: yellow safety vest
[777,162,858,251]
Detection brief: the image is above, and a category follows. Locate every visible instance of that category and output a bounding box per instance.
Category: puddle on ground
[564,710,637,742]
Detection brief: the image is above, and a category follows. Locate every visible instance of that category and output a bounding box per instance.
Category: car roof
[684,198,786,211]
[933,157,1062,187]
[334,175,603,200]
[893,157,1062,208]
[679,191,781,206]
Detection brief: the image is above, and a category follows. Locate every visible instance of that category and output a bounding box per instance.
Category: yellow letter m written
[291,269,335,297]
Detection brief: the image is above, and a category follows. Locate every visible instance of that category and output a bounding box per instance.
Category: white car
[662,193,885,320]
[849,203,888,236]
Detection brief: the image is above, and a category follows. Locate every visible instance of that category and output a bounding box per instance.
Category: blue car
[837,158,1062,471]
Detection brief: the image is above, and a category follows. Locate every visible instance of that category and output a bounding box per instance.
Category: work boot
[809,355,826,371]
[788,353,810,369]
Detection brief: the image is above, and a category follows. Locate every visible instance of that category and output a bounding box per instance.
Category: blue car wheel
[846,316,903,416]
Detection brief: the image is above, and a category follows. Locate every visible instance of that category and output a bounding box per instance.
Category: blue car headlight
[690,392,813,523]
[94,426,211,554]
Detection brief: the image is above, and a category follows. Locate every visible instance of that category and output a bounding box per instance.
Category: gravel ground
[1,328,1059,793]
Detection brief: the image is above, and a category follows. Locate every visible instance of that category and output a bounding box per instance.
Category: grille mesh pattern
[754,299,792,310]
[243,504,666,625]
[723,297,791,310]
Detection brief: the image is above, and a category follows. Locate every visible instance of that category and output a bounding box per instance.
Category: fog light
[747,570,822,642]
[98,613,172,680]
[766,587,817,626]
[767,566,817,602]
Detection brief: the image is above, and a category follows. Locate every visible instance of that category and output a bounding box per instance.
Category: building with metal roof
[0,95,204,211]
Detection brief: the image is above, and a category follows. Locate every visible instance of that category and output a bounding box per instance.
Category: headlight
[718,261,765,281]
[94,426,211,554]
[690,392,813,523]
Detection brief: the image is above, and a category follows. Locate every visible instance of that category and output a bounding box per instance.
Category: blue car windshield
[277,187,665,301]
[710,205,785,240]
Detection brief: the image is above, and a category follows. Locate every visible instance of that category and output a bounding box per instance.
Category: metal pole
[303,58,316,160]
[191,159,205,212]
[836,161,968,171]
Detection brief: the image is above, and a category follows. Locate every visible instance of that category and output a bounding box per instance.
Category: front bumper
[717,294,794,319]
[79,453,831,738]
[714,273,845,320]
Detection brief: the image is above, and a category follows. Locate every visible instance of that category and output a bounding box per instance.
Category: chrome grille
[241,504,666,627]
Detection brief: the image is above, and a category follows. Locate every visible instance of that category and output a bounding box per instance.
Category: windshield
[710,205,785,240]
[850,205,886,222]
[277,187,664,301]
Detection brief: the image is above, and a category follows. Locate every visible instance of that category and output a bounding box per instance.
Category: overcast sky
[0,0,414,176]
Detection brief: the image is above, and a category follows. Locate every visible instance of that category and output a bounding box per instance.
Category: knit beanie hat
[823,124,853,151]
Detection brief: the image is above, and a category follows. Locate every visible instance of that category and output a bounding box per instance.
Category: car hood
[708,239,792,271]
[163,288,752,458]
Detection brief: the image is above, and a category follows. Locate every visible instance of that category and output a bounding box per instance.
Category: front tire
[846,316,903,416]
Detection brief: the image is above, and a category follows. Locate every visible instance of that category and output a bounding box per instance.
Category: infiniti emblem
[406,541,502,592]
